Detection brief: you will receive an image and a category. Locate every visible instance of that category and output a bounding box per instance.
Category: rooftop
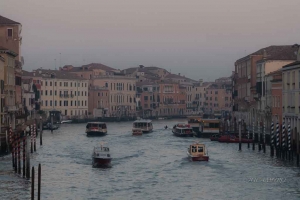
[0,15,20,25]
[0,46,18,57]
[62,63,116,72]
[282,61,300,69]
[22,69,87,80]
[236,45,297,63]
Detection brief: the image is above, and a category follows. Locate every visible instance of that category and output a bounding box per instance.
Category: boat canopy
[190,144,205,154]
[86,122,107,129]
[133,119,152,123]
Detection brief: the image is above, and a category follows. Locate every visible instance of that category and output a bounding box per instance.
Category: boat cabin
[133,120,153,132]
[188,143,206,156]
[200,119,220,133]
[93,146,110,157]
[86,122,107,130]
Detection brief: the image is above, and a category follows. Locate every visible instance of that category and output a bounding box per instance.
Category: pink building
[205,83,231,114]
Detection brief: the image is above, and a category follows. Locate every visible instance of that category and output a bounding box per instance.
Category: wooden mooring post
[263,121,266,153]
[282,122,286,160]
[31,166,34,200]
[270,121,274,157]
[252,121,255,150]
[34,124,36,152]
[276,122,280,158]
[38,164,41,200]
[23,135,26,177]
[30,125,33,153]
[39,120,43,146]
[238,119,241,151]
[297,130,299,166]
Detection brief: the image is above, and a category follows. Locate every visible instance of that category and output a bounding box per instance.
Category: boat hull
[132,132,142,136]
[173,130,194,137]
[218,136,253,143]
[86,131,107,137]
[92,157,112,167]
[187,153,209,161]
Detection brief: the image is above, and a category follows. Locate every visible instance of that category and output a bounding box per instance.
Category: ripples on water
[1,119,300,200]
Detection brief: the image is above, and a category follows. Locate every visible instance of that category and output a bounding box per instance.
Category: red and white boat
[172,124,194,137]
[218,135,253,143]
[92,144,112,168]
[187,142,209,161]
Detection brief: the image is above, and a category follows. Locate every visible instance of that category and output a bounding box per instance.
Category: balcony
[60,94,71,98]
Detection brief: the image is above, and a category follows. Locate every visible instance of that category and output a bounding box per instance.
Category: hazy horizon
[1,0,300,81]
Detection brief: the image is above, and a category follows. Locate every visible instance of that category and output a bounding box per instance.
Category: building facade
[23,69,89,119]
[92,75,136,117]
[136,81,160,118]
[205,83,232,115]
[157,80,186,117]
[0,47,18,129]
[88,86,110,118]
[234,45,297,123]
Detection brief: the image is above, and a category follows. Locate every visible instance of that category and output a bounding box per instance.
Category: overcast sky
[1,0,300,81]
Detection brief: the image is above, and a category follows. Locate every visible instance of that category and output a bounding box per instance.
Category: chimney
[139,65,144,68]
[178,73,181,76]
[199,79,203,86]
[263,49,267,59]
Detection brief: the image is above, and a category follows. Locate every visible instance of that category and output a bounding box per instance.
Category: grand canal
[1,119,300,199]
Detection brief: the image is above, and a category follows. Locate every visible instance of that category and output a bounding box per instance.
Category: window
[50,90,52,95]
[71,82,72,87]
[215,91,218,94]
[50,100,52,107]
[55,82,57,86]
[45,81,48,86]
[144,96,148,100]
[50,82,52,86]
[7,28,13,37]
[60,82,62,86]
[215,97,217,101]
[45,90,48,96]
[71,101,73,106]
[45,100,48,106]
[55,90,57,96]
[59,101,62,106]
[41,90,43,95]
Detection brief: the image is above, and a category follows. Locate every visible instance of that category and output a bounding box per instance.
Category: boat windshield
[87,123,106,129]
[203,122,219,128]
[188,119,201,123]
[134,122,149,128]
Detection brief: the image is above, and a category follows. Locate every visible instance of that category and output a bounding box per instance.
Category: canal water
[1,119,300,200]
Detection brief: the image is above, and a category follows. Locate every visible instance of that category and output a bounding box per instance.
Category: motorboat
[218,135,253,143]
[86,122,107,136]
[60,120,72,124]
[132,120,153,134]
[187,142,209,161]
[172,124,194,137]
[210,134,220,141]
[92,144,112,167]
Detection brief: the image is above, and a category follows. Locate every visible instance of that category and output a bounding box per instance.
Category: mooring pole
[26,134,30,179]
[247,128,250,148]
[270,121,274,157]
[30,125,33,153]
[288,124,291,161]
[239,119,242,151]
[14,132,17,173]
[276,122,280,158]
[252,120,255,150]
[258,120,261,152]
[38,163,41,200]
[263,121,266,153]
[40,119,42,146]
[282,121,286,160]
[34,123,36,152]
[18,133,21,174]
[297,131,299,167]
[23,134,26,178]
[31,166,35,200]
